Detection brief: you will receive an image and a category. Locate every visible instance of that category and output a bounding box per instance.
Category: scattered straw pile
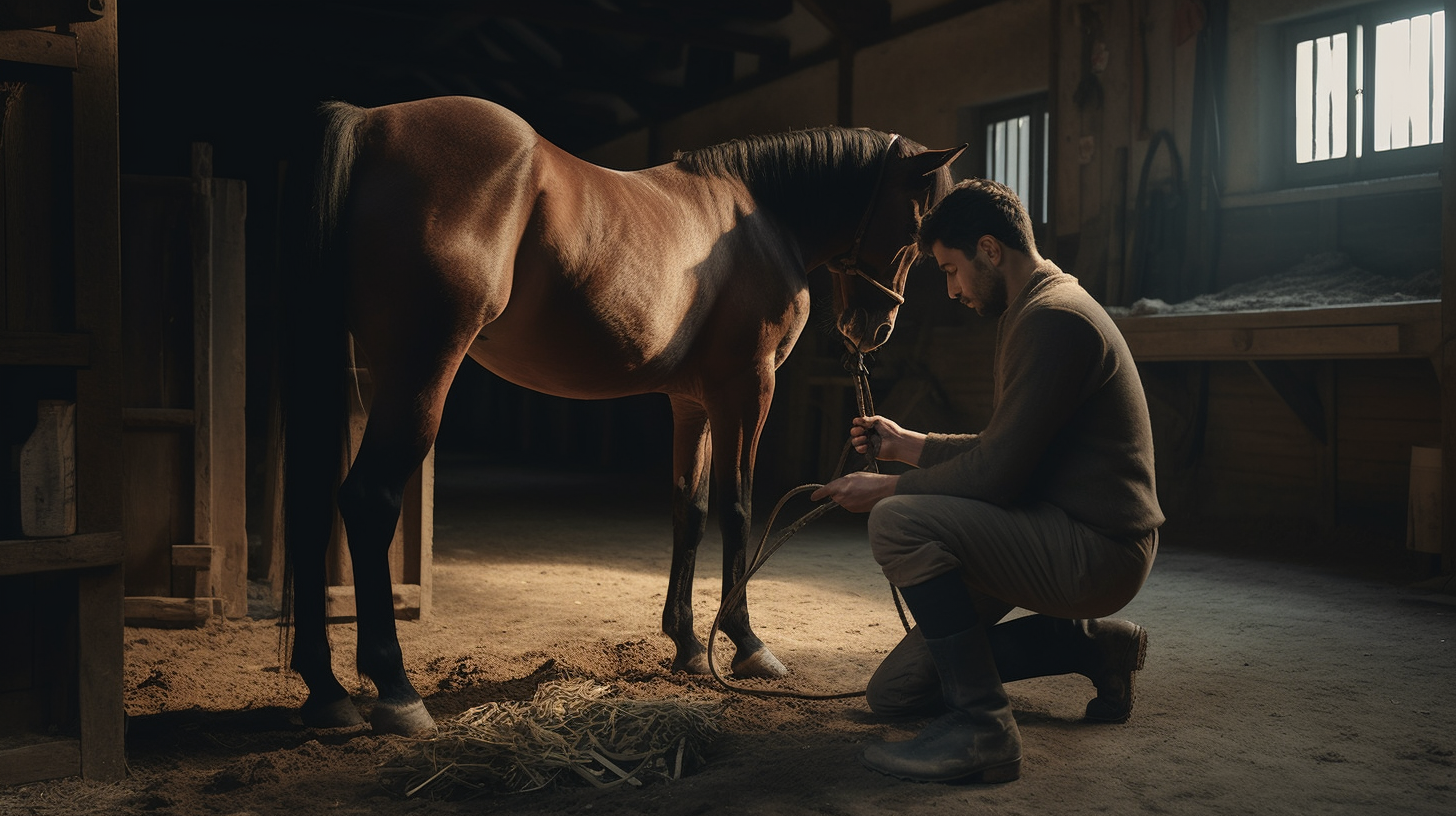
[378,678,726,798]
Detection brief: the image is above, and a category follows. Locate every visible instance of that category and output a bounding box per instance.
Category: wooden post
[69,6,124,782]
[191,143,216,603]
[19,400,76,537]
[211,177,248,616]
[1442,9,1456,575]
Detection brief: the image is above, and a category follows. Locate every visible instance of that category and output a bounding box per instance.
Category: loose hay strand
[379,678,725,799]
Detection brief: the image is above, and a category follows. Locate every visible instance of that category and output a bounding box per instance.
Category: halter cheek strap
[832,133,906,305]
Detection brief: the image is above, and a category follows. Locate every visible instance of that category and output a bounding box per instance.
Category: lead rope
[705,352,912,700]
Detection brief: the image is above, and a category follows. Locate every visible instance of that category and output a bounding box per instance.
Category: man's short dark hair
[916,178,1036,258]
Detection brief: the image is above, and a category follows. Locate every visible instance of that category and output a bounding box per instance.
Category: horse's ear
[904,144,967,177]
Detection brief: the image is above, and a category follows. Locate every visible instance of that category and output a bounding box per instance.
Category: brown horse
[282,96,962,735]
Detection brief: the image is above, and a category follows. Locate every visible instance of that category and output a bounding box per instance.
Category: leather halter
[829,133,906,306]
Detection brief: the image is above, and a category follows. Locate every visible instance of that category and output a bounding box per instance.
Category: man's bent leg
[865,496,1156,722]
[867,617,1149,722]
[860,573,1022,783]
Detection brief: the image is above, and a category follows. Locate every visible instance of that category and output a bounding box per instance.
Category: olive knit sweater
[894,262,1165,542]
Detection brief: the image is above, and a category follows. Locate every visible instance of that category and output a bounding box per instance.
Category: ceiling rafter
[460,0,792,61]
[798,0,891,46]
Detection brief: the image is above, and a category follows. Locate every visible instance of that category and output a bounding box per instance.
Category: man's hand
[810,472,900,513]
[851,415,925,466]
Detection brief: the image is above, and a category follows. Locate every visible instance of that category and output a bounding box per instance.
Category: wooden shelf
[0,331,91,367]
[0,735,81,786]
[0,532,123,577]
[0,28,77,69]
[1114,300,1443,362]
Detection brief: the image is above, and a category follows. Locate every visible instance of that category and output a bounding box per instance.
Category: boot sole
[1084,625,1146,724]
[860,752,1022,784]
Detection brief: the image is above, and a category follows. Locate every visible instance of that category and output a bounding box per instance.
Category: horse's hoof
[672,651,711,676]
[300,695,365,730]
[370,699,436,736]
[732,647,788,679]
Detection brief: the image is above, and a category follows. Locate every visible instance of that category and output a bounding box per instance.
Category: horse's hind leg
[664,396,712,673]
[337,340,464,736]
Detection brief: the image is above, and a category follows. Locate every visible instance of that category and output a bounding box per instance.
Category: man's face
[932,240,1007,317]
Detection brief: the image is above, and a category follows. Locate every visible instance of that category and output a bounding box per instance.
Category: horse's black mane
[674,127,894,219]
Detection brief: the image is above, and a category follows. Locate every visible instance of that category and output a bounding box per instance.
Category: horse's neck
[752,173,865,271]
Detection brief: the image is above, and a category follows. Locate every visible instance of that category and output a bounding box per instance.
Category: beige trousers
[868,495,1157,625]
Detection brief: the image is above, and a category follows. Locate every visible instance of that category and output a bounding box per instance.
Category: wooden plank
[1116,300,1440,335]
[121,407,195,429]
[1122,323,1404,361]
[0,331,90,366]
[0,29,77,69]
[260,375,285,605]
[71,0,122,541]
[170,544,212,568]
[190,143,215,603]
[0,737,81,786]
[121,429,190,598]
[2,73,60,334]
[211,177,248,617]
[19,400,77,536]
[1443,9,1456,571]
[76,564,123,781]
[401,447,434,619]
[1248,360,1325,443]
[0,532,123,576]
[123,595,222,627]
[325,584,424,621]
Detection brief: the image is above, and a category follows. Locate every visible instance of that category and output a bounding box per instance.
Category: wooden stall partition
[253,337,435,622]
[119,144,248,625]
[0,6,125,784]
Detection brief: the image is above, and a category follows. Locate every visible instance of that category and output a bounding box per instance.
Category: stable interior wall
[854,0,1051,155]
[1057,0,1446,560]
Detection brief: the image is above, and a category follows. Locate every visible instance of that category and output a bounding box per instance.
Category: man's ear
[979,235,1002,265]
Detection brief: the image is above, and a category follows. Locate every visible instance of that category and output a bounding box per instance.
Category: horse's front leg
[710,382,788,679]
[664,396,712,674]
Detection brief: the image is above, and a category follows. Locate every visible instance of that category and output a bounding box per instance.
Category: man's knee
[868,494,923,571]
[866,626,941,716]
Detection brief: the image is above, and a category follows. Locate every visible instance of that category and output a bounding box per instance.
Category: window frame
[964,93,1050,235]
[1282,0,1446,186]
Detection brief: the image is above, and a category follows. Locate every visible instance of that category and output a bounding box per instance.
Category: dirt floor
[3,456,1455,815]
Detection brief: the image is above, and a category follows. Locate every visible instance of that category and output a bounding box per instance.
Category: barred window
[1287,3,1445,181]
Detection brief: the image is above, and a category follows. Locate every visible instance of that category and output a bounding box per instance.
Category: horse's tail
[279,100,368,662]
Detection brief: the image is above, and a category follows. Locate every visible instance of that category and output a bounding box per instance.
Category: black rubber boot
[867,616,1148,723]
[860,626,1022,783]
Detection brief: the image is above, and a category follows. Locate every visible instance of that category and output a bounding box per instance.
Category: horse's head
[828,136,964,353]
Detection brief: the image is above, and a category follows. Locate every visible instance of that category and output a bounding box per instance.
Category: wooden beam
[324,584,425,621]
[0,532,123,577]
[637,0,794,21]
[0,331,90,366]
[1115,302,1442,362]
[800,0,890,46]
[0,28,77,68]
[0,738,80,785]
[1248,360,1326,443]
[77,563,123,780]
[475,1,790,60]
[123,596,223,627]
[190,142,215,604]
[170,544,213,568]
